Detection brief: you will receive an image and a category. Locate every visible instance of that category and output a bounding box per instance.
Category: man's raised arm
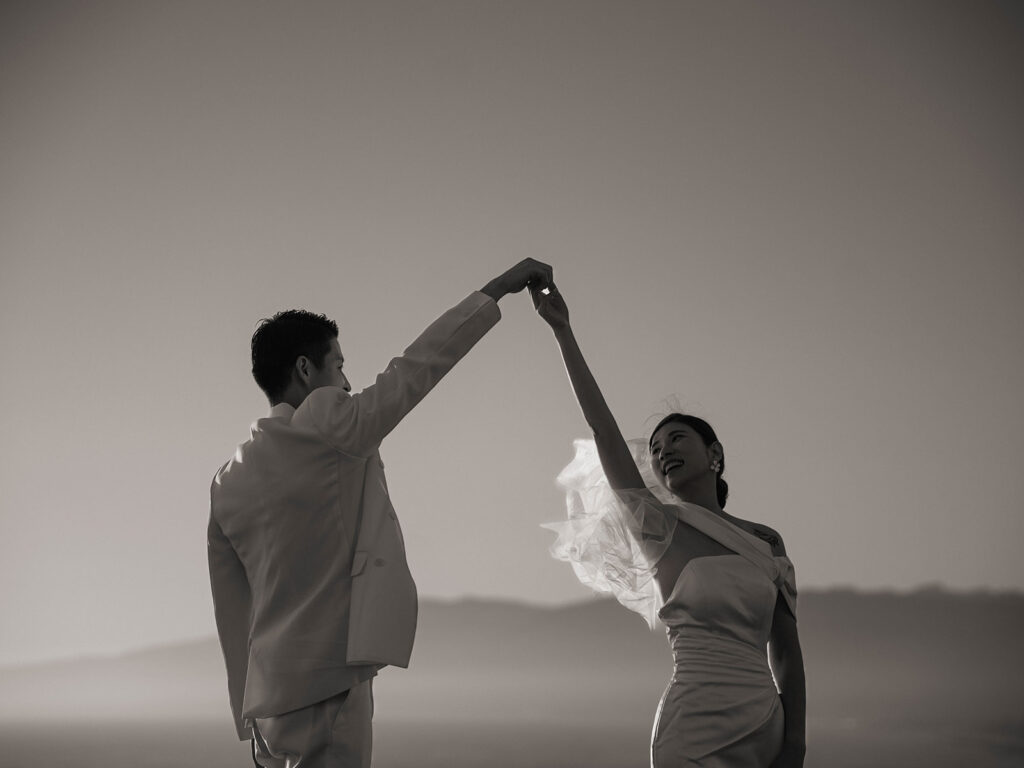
[300,259,552,455]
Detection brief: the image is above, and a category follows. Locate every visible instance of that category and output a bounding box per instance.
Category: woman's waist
[668,629,774,685]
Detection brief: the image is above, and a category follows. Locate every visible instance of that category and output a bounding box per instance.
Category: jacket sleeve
[207,508,254,740]
[302,291,501,455]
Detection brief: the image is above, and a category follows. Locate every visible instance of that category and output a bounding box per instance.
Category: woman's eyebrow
[653,430,685,451]
[660,429,687,443]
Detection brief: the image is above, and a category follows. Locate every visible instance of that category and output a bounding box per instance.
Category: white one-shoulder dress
[544,440,797,768]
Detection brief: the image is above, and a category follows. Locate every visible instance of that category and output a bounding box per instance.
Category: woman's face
[649,421,717,494]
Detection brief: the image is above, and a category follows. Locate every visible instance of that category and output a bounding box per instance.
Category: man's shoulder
[211,429,263,490]
[292,387,357,447]
[298,385,351,413]
[211,451,242,497]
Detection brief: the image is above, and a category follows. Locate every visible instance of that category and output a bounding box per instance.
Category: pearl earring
[710,459,722,473]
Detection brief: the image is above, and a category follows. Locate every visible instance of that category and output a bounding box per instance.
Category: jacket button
[374,557,386,567]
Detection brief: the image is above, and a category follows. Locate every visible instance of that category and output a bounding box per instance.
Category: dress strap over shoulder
[670,503,798,619]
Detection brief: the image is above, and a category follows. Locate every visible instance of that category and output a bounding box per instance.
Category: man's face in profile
[308,339,350,393]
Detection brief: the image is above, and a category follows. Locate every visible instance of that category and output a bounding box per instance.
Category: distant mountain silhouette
[2,588,1022,732]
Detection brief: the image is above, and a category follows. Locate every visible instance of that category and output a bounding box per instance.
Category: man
[208,258,553,767]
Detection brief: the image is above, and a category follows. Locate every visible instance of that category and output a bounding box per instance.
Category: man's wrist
[480,278,507,303]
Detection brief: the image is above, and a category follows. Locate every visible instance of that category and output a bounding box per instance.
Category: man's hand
[530,281,570,331]
[481,258,553,302]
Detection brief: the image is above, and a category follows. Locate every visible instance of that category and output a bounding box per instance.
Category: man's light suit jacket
[208,292,500,739]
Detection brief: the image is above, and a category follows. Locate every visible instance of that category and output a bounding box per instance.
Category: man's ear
[294,355,312,385]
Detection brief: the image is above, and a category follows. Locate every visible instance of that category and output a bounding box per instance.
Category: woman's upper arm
[769,534,799,645]
[771,591,799,646]
[593,430,646,490]
[765,529,798,629]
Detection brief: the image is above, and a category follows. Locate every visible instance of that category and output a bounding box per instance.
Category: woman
[532,283,806,768]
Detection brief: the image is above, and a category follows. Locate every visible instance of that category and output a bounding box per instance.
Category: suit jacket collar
[268,402,295,421]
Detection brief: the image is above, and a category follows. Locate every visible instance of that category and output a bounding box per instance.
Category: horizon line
[4,583,1022,671]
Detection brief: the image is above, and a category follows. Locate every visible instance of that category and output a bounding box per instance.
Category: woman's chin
[664,477,687,496]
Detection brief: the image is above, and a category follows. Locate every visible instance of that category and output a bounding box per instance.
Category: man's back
[208,291,502,739]
[214,404,384,714]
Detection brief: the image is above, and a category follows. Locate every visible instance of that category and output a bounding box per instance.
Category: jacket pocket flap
[351,551,368,577]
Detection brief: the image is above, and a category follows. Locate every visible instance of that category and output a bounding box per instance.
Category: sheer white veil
[542,437,679,629]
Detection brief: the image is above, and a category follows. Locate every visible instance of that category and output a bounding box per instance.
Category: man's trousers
[252,678,373,768]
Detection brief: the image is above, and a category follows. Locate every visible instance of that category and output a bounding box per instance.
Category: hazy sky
[2,0,1022,666]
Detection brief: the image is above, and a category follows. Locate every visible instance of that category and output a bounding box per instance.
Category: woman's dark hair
[251,310,338,400]
[649,413,729,508]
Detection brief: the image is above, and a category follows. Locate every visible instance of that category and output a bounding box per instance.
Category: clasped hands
[481,258,570,331]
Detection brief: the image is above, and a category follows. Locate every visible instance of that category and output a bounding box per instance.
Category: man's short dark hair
[251,310,338,400]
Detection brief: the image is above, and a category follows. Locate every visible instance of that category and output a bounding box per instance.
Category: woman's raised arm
[532,284,645,491]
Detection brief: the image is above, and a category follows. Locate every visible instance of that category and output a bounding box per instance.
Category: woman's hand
[530,282,570,330]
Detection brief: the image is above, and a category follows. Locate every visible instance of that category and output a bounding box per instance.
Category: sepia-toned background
[2,1,1022,766]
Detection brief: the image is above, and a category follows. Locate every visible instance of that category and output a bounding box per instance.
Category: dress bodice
[661,555,779,644]
[660,554,781,694]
